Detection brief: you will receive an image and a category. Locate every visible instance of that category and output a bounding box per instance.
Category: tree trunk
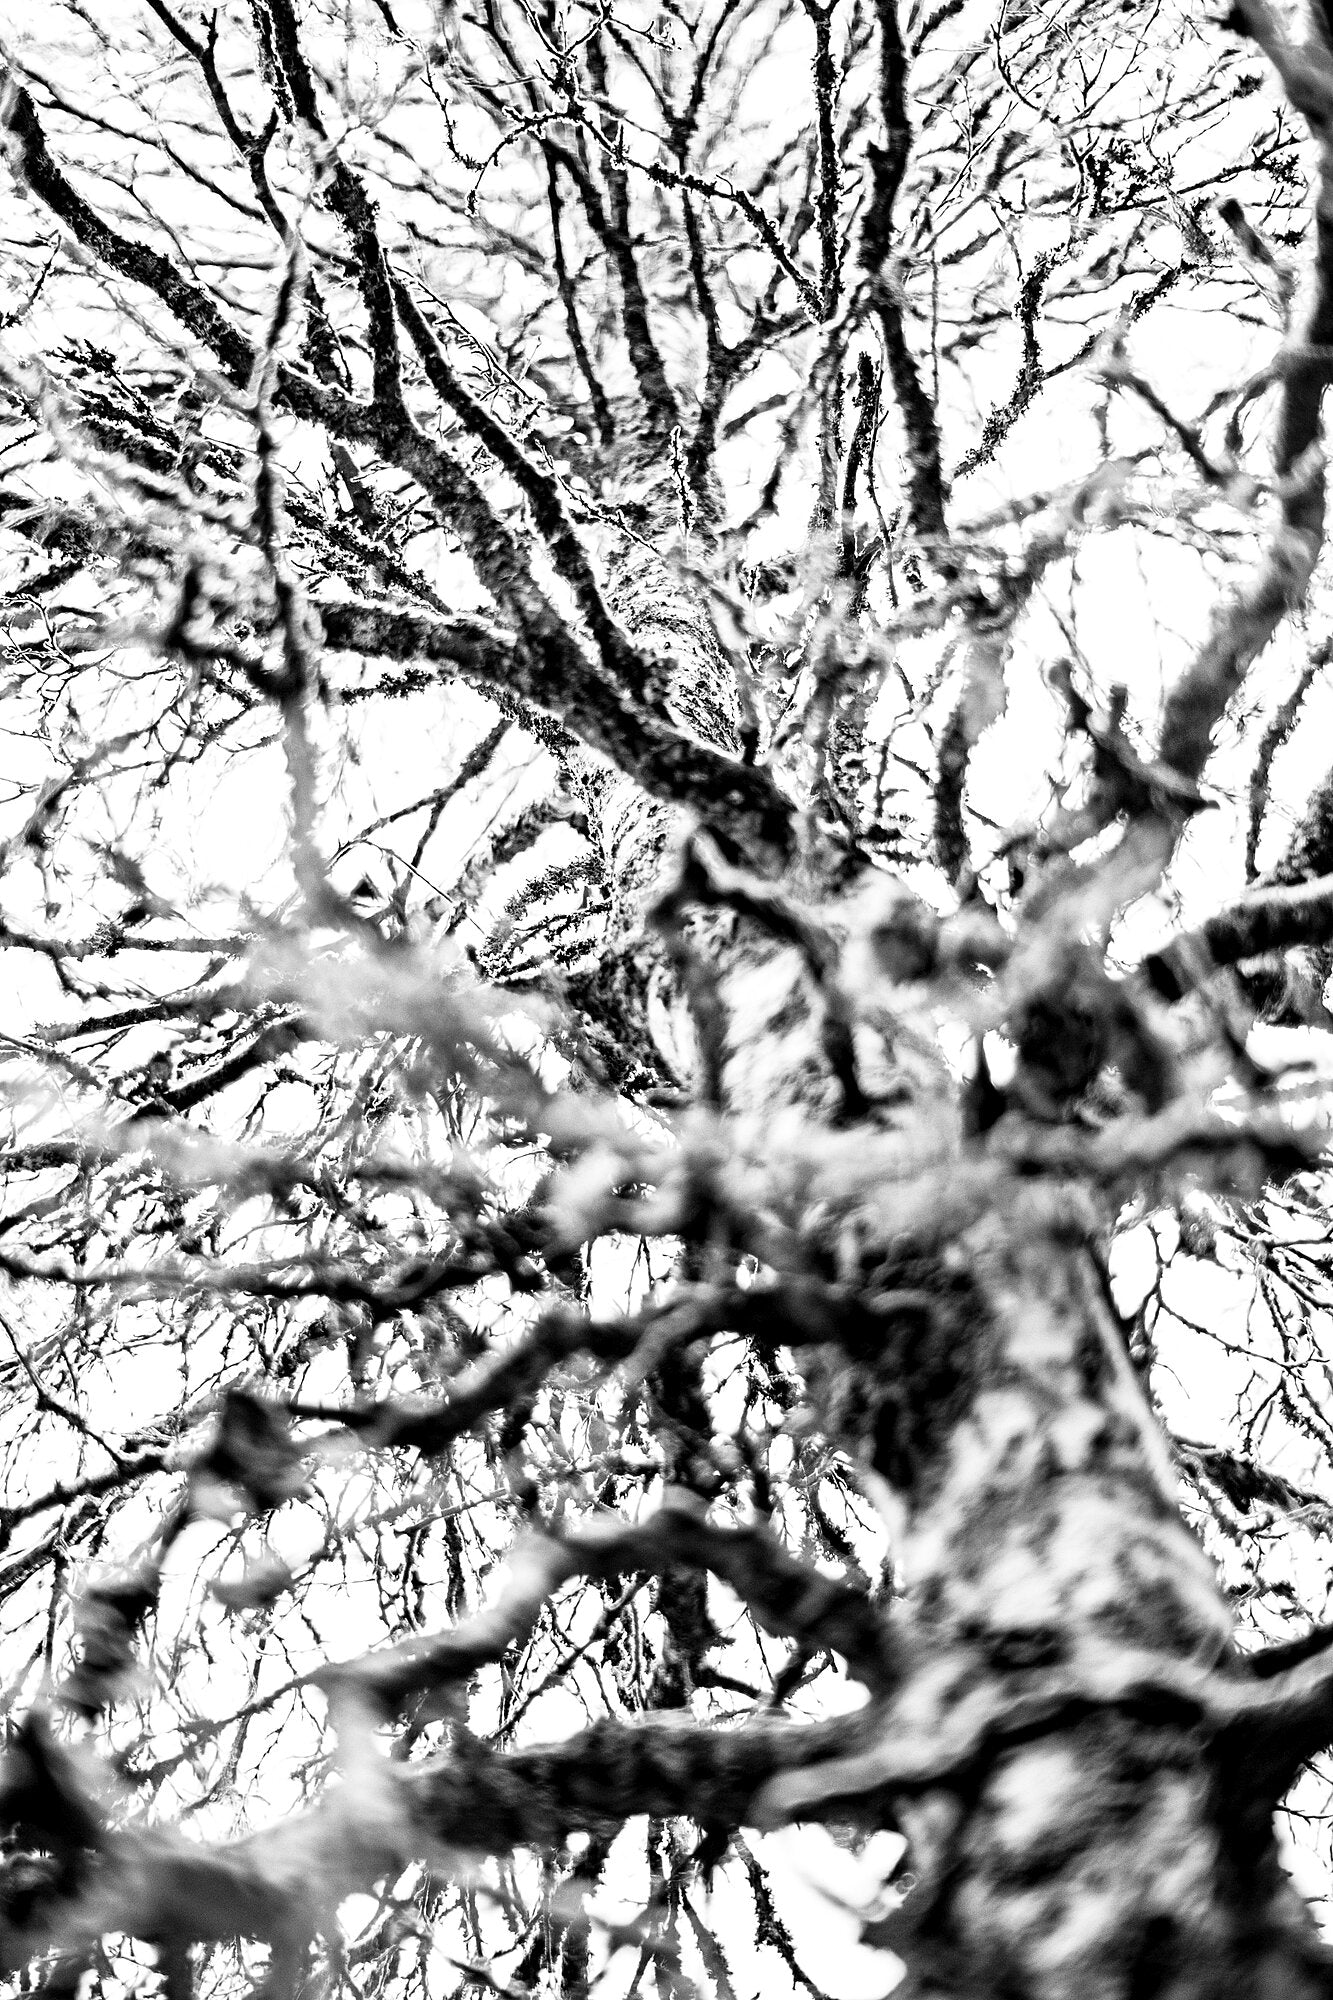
[778,1179,1332,1998]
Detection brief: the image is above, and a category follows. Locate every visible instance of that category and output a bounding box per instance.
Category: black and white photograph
[4,0,1333,1992]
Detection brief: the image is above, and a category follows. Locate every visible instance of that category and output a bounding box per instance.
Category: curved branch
[0,1704,872,1969]
[15,1634,1333,1969]
[1215,1637,1333,1809]
[318,601,795,866]
[1155,0,1333,783]
[1144,873,1333,999]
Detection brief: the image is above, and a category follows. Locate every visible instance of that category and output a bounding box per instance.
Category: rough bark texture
[843,1192,1322,1998]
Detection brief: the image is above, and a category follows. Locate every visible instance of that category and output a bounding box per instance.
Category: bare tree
[5,0,1333,1993]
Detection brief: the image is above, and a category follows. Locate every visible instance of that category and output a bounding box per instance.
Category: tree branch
[261,0,406,411]
[1156,0,1333,781]
[318,601,795,867]
[858,0,946,544]
[1144,873,1333,999]
[0,1705,872,1970]
[2,81,794,868]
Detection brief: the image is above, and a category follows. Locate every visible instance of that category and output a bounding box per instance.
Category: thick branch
[858,0,946,543]
[1215,1635,1333,1808]
[0,1706,871,1969]
[2,79,255,383]
[1156,0,1333,781]
[14,1637,1333,1970]
[262,0,405,409]
[318,601,795,866]
[1144,873,1333,998]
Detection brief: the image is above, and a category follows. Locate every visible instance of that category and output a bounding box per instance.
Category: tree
[6,0,1333,1990]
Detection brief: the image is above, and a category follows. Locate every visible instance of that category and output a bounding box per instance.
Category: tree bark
[769,1178,1333,1998]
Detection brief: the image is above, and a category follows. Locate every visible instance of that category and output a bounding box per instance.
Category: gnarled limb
[0,1703,876,1973]
[1144,872,1333,999]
